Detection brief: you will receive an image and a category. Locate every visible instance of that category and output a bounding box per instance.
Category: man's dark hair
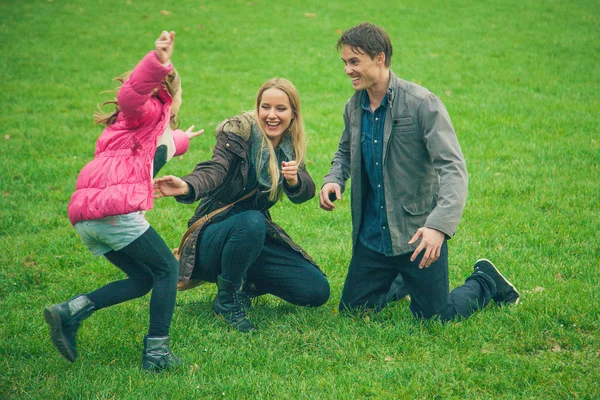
[336,22,393,67]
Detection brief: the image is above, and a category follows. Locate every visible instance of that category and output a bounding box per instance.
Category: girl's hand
[281,161,299,187]
[155,30,175,64]
[153,175,189,198]
[184,125,205,140]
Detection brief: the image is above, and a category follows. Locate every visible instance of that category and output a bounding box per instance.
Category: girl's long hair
[254,78,306,201]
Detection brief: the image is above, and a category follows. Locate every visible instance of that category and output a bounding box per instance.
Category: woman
[154,78,330,332]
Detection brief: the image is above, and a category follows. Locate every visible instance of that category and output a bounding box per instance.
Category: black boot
[142,335,182,372]
[213,276,257,333]
[239,280,263,311]
[43,294,95,362]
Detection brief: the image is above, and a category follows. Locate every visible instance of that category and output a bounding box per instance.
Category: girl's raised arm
[155,30,175,64]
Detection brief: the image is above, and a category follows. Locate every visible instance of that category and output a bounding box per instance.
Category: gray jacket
[323,71,468,255]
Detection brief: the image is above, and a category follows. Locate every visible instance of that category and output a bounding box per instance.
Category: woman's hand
[153,175,189,198]
[184,125,205,140]
[282,161,299,187]
[155,30,175,64]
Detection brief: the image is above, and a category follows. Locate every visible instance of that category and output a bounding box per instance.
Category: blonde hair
[254,78,307,201]
[93,68,181,128]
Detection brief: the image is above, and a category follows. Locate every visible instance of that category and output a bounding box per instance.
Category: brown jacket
[175,113,318,283]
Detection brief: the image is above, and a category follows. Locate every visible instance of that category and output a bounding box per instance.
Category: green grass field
[1,0,598,398]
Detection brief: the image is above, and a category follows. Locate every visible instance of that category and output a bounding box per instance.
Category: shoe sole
[142,361,172,372]
[475,258,520,306]
[213,311,257,333]
[142,357,183,372]
[44,307,77,362]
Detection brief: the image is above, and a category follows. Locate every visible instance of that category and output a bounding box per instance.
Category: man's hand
[408,227,445,268]
[155,30,175,64]
[319,182,342,211]
[153,175,189,198]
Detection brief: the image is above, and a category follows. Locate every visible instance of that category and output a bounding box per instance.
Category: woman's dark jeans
[192,210,329,307]
[340,240,495,322]
[87,226,179,337]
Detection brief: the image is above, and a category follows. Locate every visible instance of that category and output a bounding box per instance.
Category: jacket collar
[215,111,254,141]
[387,70,400,104]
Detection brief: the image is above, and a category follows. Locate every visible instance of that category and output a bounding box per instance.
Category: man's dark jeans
[192,210,330,307]
[340,240,495,322]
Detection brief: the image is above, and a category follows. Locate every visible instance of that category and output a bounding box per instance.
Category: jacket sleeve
[117,51,172,124]
[323,102,352,193]
[284,162,315,204]
[176,133,237,204]
[171,129,191,156]
[153,128,190,177]
[419,94,468,237]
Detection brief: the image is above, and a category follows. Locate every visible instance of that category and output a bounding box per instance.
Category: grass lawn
[1,0,598,398]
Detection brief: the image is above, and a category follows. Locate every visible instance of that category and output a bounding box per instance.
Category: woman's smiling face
[257,88,293,147]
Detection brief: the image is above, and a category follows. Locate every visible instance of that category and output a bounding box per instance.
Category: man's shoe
[385,274,410,303]
[474,259,520,306]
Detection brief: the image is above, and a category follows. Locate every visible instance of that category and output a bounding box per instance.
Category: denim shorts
[75,212,150,256]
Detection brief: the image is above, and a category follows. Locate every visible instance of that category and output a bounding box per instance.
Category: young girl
[44,31,203,371]
[154,78,330,333]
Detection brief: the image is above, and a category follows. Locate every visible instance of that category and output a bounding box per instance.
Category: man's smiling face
[341,44,382,92]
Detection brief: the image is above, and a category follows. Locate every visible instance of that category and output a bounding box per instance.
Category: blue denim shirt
[358,90,393,255]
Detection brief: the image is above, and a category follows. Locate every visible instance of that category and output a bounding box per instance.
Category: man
[320,22,519,321]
